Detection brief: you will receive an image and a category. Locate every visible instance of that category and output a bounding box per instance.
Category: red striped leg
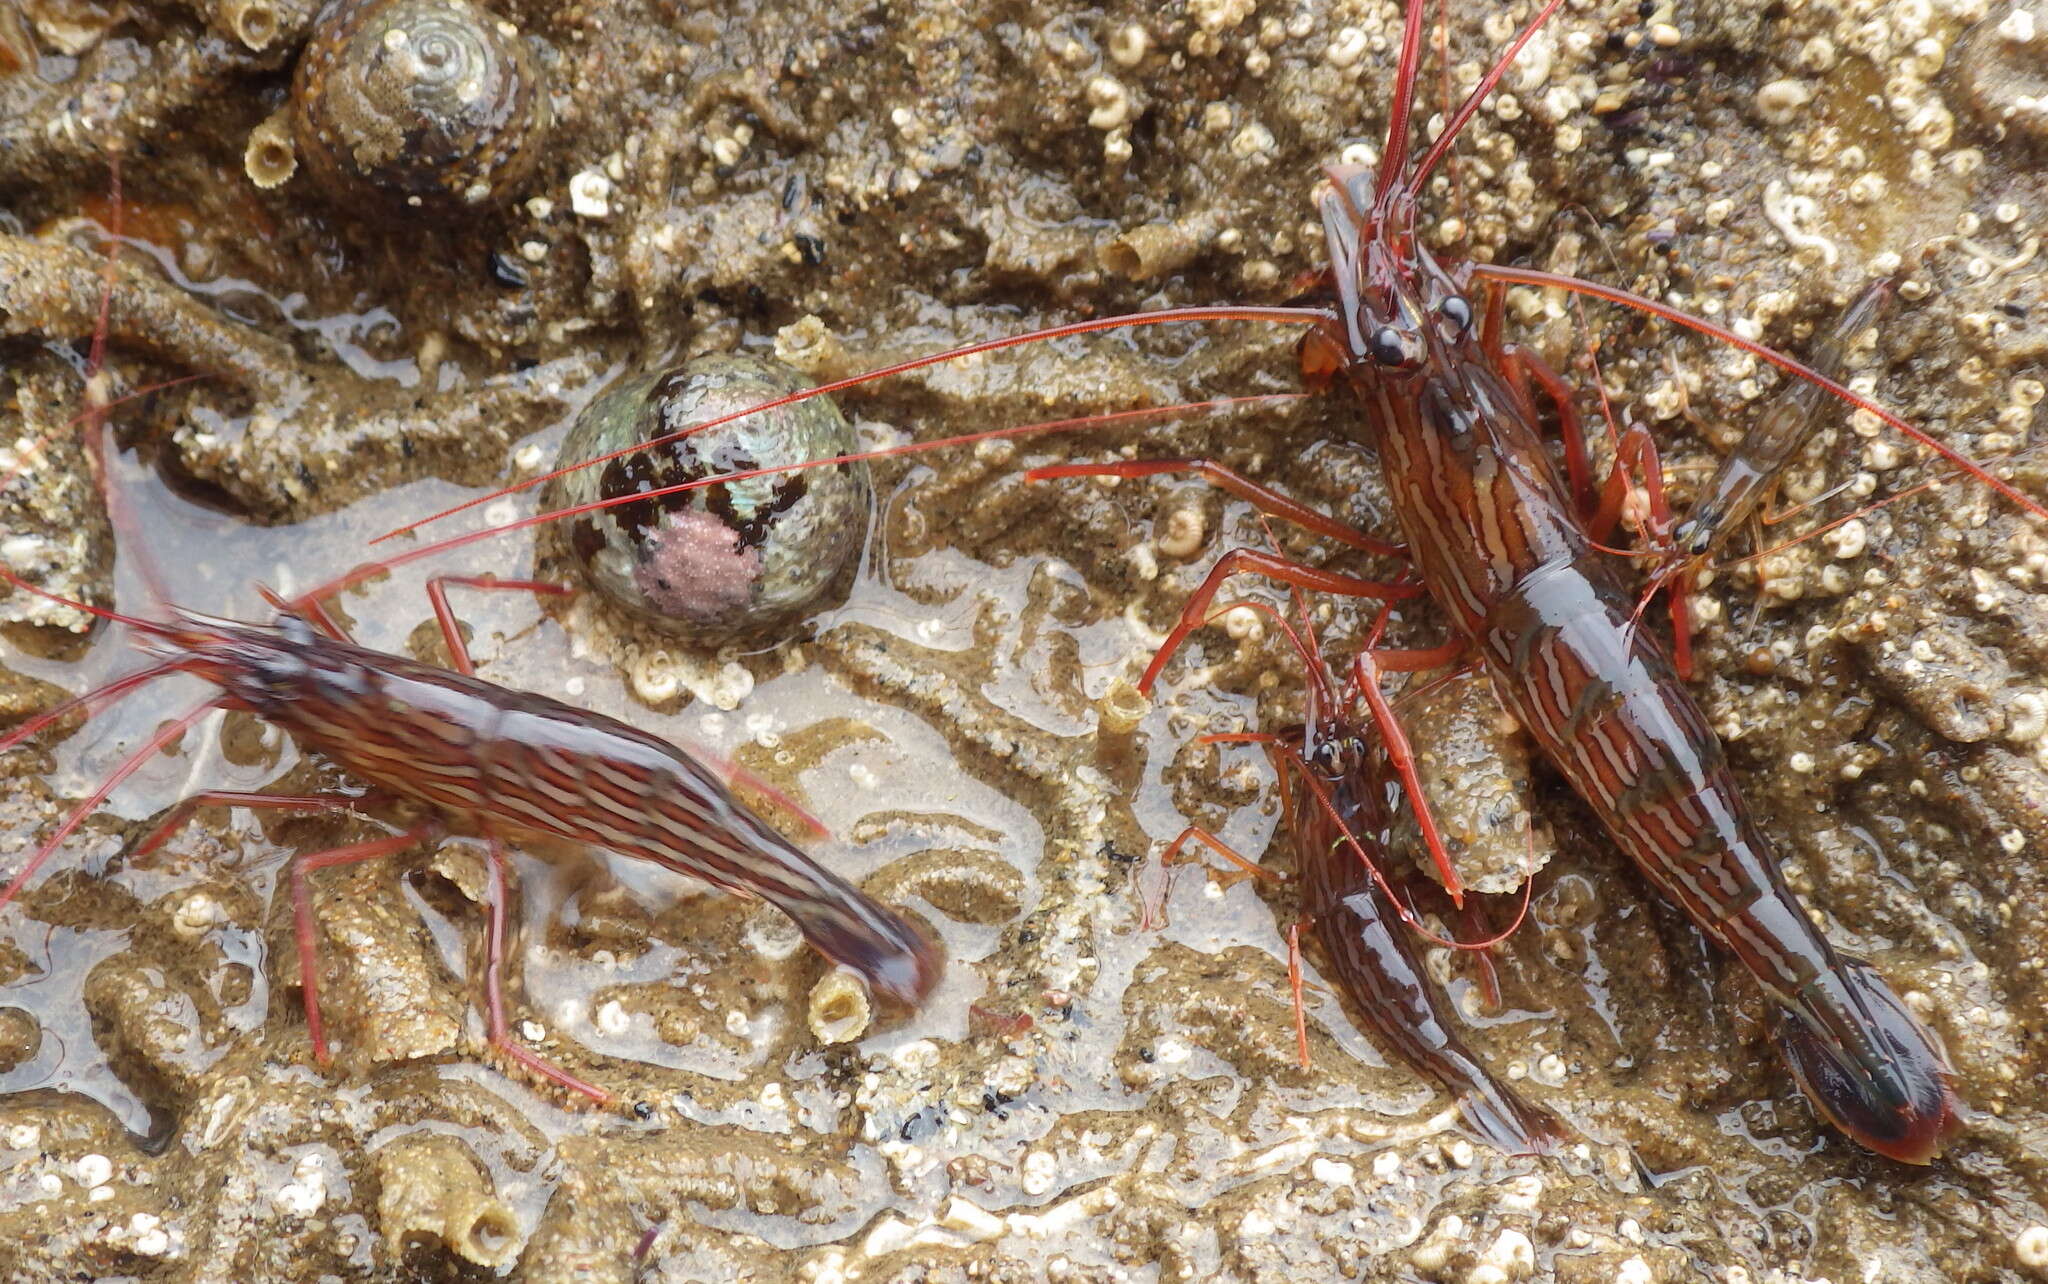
[1481,284,1598,524]
[1140,549,1422,694]
[1286,919,1312,1069]
[479,834,612,1104]
[132,791,364,862]
[1451,898,1503,1010]
[1147,825,1281,930]
[1025,459,1407,557]
[293,826,437,1062]
[425,575,575,677]
[1589,425,1693,678]
[1349,648,1466,905]
[257,584,354,643]
[1366,638,1468,674]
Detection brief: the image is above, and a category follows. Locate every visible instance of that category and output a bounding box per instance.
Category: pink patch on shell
[632,510,761,622]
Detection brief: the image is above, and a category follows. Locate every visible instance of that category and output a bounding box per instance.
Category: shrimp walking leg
[121,789,458,1072]
[0,702,219,912]
[1148,825,1281,929]
[1134,549,1422,693]
[292,826,438,1062]
[418,581,636,1101]
[479,833,612,1103]
[1482,319,1599,521]
[1033,462,1466,896]
[1026,459,1406,556]
[130,791,366,862]
[424,574,576,677]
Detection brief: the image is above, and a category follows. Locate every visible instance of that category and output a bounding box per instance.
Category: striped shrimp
[0,205,940,1102]
[1,573,941,1102]
[1180,600,1566,1156]
[1041,5,1978,1162]
[2,526,941,1104]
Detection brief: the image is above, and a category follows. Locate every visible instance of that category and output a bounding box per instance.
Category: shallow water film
[6,0,2048,1279]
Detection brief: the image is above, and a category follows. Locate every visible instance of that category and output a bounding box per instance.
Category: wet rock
[4,0,2048,1279]
[301,858,466,1069]
[1956,2,2048,149]
[1388,668,1553,896]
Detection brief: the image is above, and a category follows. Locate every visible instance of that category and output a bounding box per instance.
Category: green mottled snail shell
[546,355,872,643]
[291,0,550,212]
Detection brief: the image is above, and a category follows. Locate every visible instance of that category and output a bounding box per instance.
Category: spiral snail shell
[547,355,872,644]
[289,0,550,212]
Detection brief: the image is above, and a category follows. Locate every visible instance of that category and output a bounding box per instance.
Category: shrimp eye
[1439,295,1473,335]
[1369,325,1419,368]
[1673,516,1713,556]
[1308,735,1364,774]
[250,649,309,695]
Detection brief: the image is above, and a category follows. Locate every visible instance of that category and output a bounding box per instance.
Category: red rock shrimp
[376,1,2048,1163]
[2,581,943,1103]
[1183,598,1565,1156]
[1666,279,1897,566]
[0,206,941,1104]
[1635,276,1898,673]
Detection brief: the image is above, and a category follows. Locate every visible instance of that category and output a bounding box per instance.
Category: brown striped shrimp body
[1163,614,1559,1154]
[1283,6,1961,1160]
[3,455,939,1103]
[154,609,938,1009]
[1288,713,1564,1156]
[1,585,942,1102]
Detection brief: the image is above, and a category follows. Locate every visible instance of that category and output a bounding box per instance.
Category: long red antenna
[1474,264,2048,527]
[373,305,1330,545]
[1375,0,1433,202]
[0,559,175,636]
[0,661,184,758]
[78,157,175,615]
[291,394,1307,614]
[1408,0,1569,193]
[0,699,219,911]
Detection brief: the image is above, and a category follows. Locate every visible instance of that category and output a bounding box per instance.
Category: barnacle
[374,1132,525,1268]
[806,967,872,1044]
